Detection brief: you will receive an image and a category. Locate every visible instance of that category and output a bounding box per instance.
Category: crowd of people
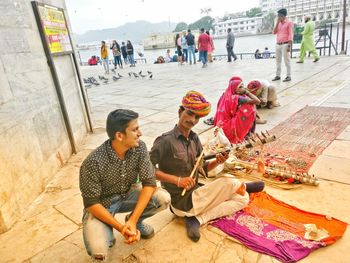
[99,40,138,74]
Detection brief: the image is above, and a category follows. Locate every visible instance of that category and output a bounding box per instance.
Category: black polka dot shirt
[79,139,156,208]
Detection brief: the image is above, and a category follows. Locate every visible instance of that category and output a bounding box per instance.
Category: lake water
[77,27,349,64]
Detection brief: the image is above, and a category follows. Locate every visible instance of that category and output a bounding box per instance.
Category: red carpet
[265,106,350,172]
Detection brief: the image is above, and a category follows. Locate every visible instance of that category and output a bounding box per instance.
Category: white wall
[0,0,89,232]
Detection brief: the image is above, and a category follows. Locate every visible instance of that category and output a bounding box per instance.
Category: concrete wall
[0,0,89,233]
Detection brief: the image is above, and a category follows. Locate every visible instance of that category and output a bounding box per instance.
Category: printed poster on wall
[37,5,73,54]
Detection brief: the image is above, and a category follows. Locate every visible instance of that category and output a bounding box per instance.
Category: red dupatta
[214,76,256,143]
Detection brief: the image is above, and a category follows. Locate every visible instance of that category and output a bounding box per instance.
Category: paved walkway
[1,56,350,262]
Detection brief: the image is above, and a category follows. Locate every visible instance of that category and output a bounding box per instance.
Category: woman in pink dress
[214,76,260,143]
[206,30,215,62]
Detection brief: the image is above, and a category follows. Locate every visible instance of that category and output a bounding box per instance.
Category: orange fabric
[244,192,348,245]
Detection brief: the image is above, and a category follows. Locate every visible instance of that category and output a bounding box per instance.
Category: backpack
[186,34,195,46]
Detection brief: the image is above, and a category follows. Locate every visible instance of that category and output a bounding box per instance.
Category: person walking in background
[272,8,294,82]
[226,28,237,62]
[186,29,196,65]
[121,42,128,65]
[175,33,183,65]
[297,15,320,63]
[181,31,188,63]
[206,30,215,62]
[198,28,210,68]
[101,40,109,74]
[110,40,123,69]
[126,40,135,67]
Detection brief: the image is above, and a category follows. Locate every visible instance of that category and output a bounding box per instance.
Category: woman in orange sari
[214,76,261,144]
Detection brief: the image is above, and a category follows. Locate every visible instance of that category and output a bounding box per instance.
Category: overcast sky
[65,0,259,34]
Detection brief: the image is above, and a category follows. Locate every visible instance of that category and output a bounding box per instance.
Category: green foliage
[174,22,188,32]
[246,7,262,18]
[261,11,276,33]
[318,18,338,28]
[174,16,215,32]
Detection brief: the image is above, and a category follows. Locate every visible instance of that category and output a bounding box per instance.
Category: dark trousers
[227,46,237,61]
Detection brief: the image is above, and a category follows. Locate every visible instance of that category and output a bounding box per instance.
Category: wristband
[177,177,181,187]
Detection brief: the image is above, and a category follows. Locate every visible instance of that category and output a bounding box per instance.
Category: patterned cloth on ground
[211,192,347,262]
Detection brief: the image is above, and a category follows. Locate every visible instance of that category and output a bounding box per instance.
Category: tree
[261,11,276,33]
[174,22,188,32]
[246,7,262,18]
[174,16,215,33]
[188,16,215,31]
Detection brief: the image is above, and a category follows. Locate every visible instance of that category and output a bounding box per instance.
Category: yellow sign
[38,5,72,54]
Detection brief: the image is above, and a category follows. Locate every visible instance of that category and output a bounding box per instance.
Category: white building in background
[213,16,264,38]
[260,0,349,24]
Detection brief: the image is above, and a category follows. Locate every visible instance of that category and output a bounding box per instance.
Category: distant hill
[75,20,177,44]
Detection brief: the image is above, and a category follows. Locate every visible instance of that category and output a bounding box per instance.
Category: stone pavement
[0,56,350,262]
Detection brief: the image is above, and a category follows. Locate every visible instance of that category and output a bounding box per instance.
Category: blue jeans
[114,55,123,68]
[102,58,109,72]
[128,54,135,65]
[187,45,196,64]
[182,48,188,62]
[199,51,208,65]
[82,184,170,260]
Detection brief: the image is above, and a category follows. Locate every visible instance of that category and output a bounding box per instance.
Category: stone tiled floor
[1,56,350,262]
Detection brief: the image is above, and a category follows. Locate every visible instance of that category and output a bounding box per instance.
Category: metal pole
[340,0,347,54]
[336,22,340,54]
[63,10,94,133]
[329,23,333,55]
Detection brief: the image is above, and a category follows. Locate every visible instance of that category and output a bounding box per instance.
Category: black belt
[277,42,289,45]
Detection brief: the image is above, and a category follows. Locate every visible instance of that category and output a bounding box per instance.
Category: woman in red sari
[214,76,260,144]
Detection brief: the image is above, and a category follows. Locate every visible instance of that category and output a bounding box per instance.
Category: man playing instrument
[150,91,264,242]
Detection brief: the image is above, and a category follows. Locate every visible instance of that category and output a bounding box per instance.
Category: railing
[213,52,276,60]
[81,58,147,66]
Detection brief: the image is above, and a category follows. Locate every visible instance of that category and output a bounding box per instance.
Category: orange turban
[182,91,211,117]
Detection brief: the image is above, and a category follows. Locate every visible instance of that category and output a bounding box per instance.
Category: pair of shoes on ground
[297,58,319,63]
[272,76,291,82]
[125,214,154,239]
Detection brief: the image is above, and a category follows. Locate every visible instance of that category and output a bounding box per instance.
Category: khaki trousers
[275,43,291,78]
[171,177,249,225]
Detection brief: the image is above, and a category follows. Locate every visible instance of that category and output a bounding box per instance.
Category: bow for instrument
[203,131,276,161]
[181,150,205,196]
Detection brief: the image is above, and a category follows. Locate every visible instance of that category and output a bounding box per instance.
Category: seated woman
[247,79,279,109]
[254,49,262,59]
[214,76,261,144]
